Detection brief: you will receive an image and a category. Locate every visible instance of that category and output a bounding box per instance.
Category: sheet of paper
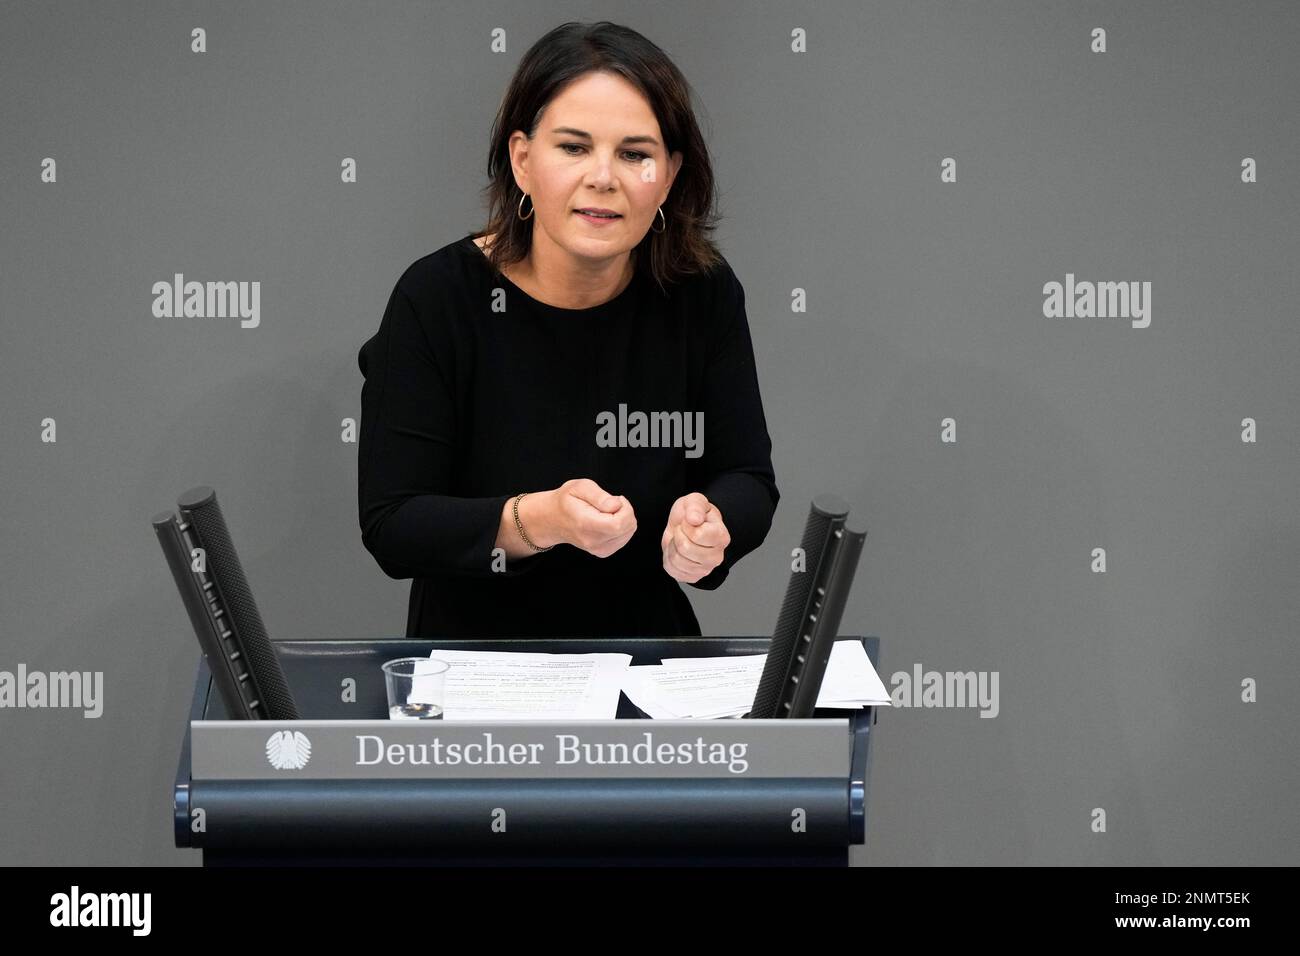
[659,639,891,703]
[814,640,892,705]
[618,668,682,719]
[625,640,892,717]
[410,649,631,720]
[625,660,764,719]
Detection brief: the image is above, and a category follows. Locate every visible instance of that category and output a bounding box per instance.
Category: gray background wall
[2,0,1296,865]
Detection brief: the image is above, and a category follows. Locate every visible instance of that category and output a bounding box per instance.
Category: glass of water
[382,657,450,720]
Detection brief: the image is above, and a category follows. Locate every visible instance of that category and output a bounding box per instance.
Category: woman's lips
[574,210,622,225]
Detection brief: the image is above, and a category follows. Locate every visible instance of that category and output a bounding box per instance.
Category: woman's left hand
[661,492,730,583]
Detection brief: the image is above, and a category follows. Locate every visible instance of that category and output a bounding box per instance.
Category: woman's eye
[560,144,648,162]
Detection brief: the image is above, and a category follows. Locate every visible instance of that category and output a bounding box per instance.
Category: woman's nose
[585,153,615,185]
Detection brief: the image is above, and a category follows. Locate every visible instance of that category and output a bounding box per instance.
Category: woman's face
[508,70,683,262]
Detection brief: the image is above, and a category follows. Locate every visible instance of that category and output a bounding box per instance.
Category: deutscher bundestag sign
[190,719,851,780]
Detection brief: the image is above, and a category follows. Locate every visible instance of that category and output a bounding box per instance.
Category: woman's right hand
[546,478,637,558]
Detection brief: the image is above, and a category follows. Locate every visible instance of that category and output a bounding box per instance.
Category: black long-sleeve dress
[357,233,779,638]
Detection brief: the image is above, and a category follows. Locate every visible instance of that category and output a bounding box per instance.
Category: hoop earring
[517,191,534,221]
[651,205,666,233]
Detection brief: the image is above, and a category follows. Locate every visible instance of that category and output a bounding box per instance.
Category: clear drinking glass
[382,657,450,720]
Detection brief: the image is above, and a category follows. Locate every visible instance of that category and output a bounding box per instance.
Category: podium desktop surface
[174,635,881,866]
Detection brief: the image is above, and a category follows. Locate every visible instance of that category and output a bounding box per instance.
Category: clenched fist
[661,492,730,584]
[551,478,637,559]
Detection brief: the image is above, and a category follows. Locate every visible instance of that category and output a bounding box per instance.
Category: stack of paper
[414,649,631,720]
[408,641,890,721]
[622,640,892,719]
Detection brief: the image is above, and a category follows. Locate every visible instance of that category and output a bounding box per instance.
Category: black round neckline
[462,234,640,318]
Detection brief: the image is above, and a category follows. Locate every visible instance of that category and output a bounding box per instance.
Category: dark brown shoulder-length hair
[471,20,724,295]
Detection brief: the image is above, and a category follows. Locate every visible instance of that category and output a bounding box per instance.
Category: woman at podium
[357,21,779,640]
